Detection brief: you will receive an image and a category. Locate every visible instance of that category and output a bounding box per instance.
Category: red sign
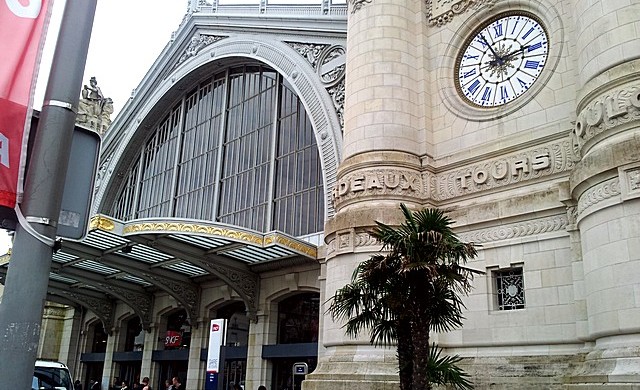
[165,330,182,347]
[211,323,219,332]
[0,0,52,208]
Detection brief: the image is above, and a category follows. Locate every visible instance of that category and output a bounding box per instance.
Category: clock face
[455,12,549,108]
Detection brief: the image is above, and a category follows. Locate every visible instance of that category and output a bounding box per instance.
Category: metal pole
[0,0,97,387]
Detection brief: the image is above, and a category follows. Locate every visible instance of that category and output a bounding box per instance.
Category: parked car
[32,360,73,390]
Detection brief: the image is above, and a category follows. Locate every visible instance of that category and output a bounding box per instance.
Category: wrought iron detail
[494,268,525,310]
[141,273,200,324]
[186,257,259,322]
[327,78,345,129]
[97,283,154,330]
[55,290,115,333]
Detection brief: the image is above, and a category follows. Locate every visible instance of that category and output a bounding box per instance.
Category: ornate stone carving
[430,140,577,201]
[141,273,200,324]
[354,231,380,248]
[572,84,640,155]
[426,0,498,26]
[175,33,226,69]
[286,42,329,69]
[90,215,115,231]
[457,214,569,243]
[42,306,67,319]
[328,78,345,129]
[348,0,372,14]
[77,77,113,135]
[333,169,424,208]
[628,169,640,191]
[286,42,346,130]
[577,178,621,217]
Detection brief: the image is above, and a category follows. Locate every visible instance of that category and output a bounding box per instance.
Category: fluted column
[306,0,427,389]
[140,324,159,388]
[245,311,272,390]
[186,320,207,390]
[101,328,119,390]
[569,0,640,387]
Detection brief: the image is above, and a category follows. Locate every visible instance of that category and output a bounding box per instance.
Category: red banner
[0,0,52,208]
[165,330,183,347]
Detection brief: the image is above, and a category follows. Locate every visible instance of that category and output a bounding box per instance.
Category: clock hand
[502,45,530,61]
[479,33,501,61]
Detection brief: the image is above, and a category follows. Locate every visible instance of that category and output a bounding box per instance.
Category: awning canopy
[0,214,319,332]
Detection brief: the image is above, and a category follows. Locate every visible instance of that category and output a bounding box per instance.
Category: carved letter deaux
[333,169,423,205]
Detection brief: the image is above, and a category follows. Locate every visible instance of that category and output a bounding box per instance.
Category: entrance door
[157,361,188,389]
[222,359,246,390]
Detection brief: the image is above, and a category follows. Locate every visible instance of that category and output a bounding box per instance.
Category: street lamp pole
[0,0,98,387]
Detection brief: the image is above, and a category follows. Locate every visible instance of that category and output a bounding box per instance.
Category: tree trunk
[411,315,432,390]
[396,318,413,390]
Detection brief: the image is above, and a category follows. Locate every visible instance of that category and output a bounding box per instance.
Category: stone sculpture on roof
[77,76,113,135]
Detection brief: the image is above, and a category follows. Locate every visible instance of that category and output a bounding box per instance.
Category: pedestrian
[142,377,152,390]
[164,379,171,390]
[121,381,129,390]
[90,379,101,390]
[171,377,184,390]
[74,380,83,390]
[258,386,266,390]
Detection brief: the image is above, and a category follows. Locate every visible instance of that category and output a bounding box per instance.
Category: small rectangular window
[494,267,525,310]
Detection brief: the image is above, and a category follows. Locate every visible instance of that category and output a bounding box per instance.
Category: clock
[455,12,549,108]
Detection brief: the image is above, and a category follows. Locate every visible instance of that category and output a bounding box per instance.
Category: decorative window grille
[495,267,525,310]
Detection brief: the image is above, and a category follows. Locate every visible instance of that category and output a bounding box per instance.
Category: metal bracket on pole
[43,99,77,114]
[14,205,57,247]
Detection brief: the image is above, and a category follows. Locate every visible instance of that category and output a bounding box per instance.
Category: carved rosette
[430,140,578,201]
[571,84,640,157]
[426,0,498,26]
[142,273,200,324]
[332,168,424,209]
[457,214,569,244]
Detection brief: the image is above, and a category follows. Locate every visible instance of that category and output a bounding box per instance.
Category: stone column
[305,0,427,389]
[58,307,84,379]
[38,303,68,360]
[140,324,159,387]
[186,320,207,390]
[568,1,640,387]
[101,328,119,390]
[245,311,271,390]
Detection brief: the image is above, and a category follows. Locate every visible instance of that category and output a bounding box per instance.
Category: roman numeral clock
[455,12,549,108]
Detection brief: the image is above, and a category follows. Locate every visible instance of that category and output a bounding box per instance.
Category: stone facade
[19,0,640,389]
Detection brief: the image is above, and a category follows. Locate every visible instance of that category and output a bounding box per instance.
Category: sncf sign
[165,331,182,347]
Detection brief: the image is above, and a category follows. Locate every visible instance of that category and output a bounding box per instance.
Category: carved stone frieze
[572,84,640,155]
[577,178,621,218]
[174,33,226,70]
[97,283,154,329]
[457,214,569,244]
[42,306,67,319]
[628,169,640,191]
[348,0,372,14]
[426,0,498,26]
[327,229,381,256]
[141,273,200,323]
[332,168,424,208]
[430,140,578,201]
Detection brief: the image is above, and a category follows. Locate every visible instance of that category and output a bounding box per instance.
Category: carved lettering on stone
[431,141,576,201]
[426,0,498,26]
[333,169,424,207]
[572,84,640,155]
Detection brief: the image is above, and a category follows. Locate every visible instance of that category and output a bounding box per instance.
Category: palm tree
[329,204,481,390]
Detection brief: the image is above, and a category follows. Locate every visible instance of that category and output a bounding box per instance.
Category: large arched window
[111,64,324,236]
